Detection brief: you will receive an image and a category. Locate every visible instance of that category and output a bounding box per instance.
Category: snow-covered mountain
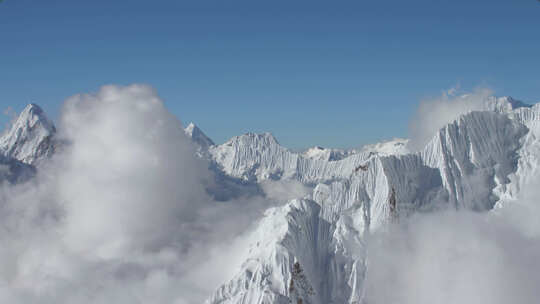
[302,146,357,161]
[0,154,35,184]
[2,96,539,304]
[199,97,540,304]
[185,122,215,149]
[358,138,409,156]
[0,104,56,165]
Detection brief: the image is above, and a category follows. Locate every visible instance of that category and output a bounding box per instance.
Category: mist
[1,84,539,303]
[408,87,494,151]
[365,87,540,303]
[0,85,275,303]
[364,158,540,304]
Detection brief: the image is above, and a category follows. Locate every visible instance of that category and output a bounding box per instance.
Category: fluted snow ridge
[421,111,527,210]
[207,97,536,304]
[206,199,358,304]
[207,109,527,227]
[2,98,537,304]
[209,132,381,185]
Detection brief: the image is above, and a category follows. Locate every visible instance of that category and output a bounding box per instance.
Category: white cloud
[408,87,494,151]
[3,83,536,304]
[0,84,276,303]
[364,173,540,304]
[379,86,540,303]
[260,179,311,203]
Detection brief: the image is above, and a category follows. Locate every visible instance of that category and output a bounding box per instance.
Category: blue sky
[1,0,539,149]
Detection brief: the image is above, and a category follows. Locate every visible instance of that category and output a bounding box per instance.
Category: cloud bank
[2,84,539,304]
[0,85,273,303]
[364,174,540,304]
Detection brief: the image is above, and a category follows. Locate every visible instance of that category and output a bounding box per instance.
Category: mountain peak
[302,146,357,161]
[500,96,531,109]
[12,103,55,134]
[483,96,531,113]
[24,103,44,114]
[184,122,215,148]
[249,132,279,143]
[0,103,56,164]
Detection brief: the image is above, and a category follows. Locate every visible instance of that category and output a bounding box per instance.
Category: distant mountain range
[1,96,538,303]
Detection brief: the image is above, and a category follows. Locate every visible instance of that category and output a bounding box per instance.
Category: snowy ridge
[185,122,215,149]
[492,103,540,207]
[0,104,56,165]
[206,97,539,304]
[481,96,531,113]
[209,133,381,185]
[420,111,526,210]
[302,146,357,161]
[358,138,409,156]
[206,199,354,304]
[2,97,539,304]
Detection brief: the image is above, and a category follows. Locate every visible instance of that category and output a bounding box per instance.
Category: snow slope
[0,104,56,165]
[2,96,539,304]
[185,122,215,149]
[358,138,408,156]
[206,97,539,304]
[302,146,357,161]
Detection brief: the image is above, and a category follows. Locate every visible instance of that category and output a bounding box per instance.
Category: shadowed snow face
[0,85,273,303]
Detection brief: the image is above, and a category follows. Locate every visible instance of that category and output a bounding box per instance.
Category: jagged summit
[0,103,56,165]
[483,96,531,113]
[207,99,540,304]
[501,96,531,109]
[226,132,280,145]
[3,97,540,304]
[13,103,55,132]
[184,122,215,148]
[359,138,409,156]
[302,146,356,161]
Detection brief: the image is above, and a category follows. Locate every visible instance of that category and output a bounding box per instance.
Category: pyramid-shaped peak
[0,103,56,164]
[23,103,44,114]
[184,122,215,148]
[13,103,55,133]
[237,132,280,145]
[184,122,197,134]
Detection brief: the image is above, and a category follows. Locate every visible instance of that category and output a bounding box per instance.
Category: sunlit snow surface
[2,95,540,304]
[0,104,56,165]
[197,97,540,304]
